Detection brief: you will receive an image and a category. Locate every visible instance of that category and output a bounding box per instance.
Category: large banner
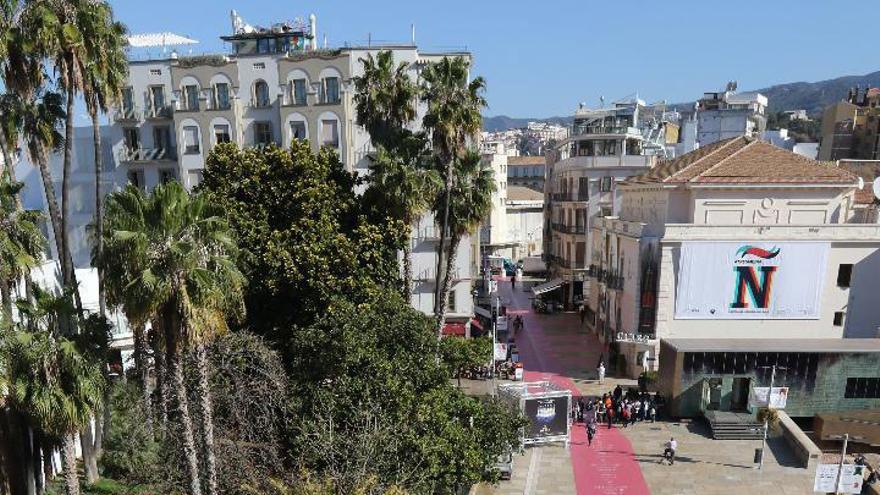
[523,397,569,440]
[675,242,829,320]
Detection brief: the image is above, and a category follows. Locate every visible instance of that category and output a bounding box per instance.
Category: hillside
[485,70,880,131]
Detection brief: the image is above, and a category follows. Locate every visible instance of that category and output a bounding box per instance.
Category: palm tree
[363,142,439,298]
[352,50,418,150]
[0,179,43,320]
[80,2,126,319]
[102,182,245,495]
[432,151,494,337]
[420,56,486,335]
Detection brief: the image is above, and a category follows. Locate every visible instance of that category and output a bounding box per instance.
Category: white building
[505,186,544,259]
[697,83,767,146]
[14,11,479,346]
[480,142,511,257]
[587,136,880,378]
[543,98,674,307]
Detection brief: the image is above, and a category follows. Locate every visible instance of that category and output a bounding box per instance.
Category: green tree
[101,182,245,495]
[420,56,486,335]
[0,179,43,320]
[439,335,492,387]
[432,150,494,338]
[198,141,406,343]
[352,50,419,150]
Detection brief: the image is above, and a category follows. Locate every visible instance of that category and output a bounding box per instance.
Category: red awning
[443,322,467,336]
[471,318,483,331]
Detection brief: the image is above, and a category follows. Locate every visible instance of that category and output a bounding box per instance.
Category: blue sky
[108,0,877,118]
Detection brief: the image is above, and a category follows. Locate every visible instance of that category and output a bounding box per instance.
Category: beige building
[817,87,880,161]
[588,137,880,378]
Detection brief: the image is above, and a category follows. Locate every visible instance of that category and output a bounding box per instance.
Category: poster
[748,387,789,409]
[523,397,568,440]
[814,463,864,494]
[494,343,508,361]
[675,242,829,320]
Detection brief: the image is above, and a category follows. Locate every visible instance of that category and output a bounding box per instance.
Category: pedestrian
[649,402,656,423]
[597,362,606,384]
[511,273,516,289]
[622,405,630,428]
[579,304,586,324]
[586,421,596,446]
[613,384,622,401]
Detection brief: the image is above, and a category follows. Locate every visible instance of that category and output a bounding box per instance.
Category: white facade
[480,144,510,254]
[697,88,767,146]
[505,187,544,259]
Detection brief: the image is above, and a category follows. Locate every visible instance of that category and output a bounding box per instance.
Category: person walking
[606,406,614,429]
[597,362,606,385]
[586,421,596,446]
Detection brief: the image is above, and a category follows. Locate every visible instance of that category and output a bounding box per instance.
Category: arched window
[253,80,270,107]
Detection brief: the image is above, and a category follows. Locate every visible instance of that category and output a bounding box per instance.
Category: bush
[100,383,162,484]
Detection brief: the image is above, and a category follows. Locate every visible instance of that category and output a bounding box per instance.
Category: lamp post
[835,433,849,495]
[757,364,786,470]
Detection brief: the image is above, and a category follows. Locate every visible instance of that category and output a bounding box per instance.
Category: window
[254,81,270,107]
[159,169,177,184]
[290,121,306,140]
[149,69,162,76]
[447,291,456,312]
[844,377,880,399]
[321,119,339,147]
[837,264,853,288]
[123,127,140,150]
[213,83,230,110]
[290,78,307,105]
[121,87,134,114]
[183,126,200,154]
[320,77,339,104]
[833,311,845,327]
[254,122,273,146]
[184,85,199,111]
[150,86,165,112]
[600,176,613,192]
[253,62,266,70]
[214,124,231,144]
[153,126,170,151]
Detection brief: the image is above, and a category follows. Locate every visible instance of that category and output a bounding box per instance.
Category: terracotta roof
[506,186,543,202]
[507,156,546,166]
[628,136,856,186]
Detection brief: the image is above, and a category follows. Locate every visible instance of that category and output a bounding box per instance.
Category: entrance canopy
[532,278,563,296]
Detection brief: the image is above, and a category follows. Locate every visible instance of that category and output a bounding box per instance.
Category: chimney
[309,14,317,50]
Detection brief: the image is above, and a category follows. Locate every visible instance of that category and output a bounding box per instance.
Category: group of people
[570,385,664,446]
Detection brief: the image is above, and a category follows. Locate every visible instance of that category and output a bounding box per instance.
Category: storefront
[658,338,880,418]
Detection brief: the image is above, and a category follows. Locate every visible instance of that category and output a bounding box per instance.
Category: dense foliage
[199,141,407,343]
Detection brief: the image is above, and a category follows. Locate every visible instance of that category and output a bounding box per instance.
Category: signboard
[748,387,790,409]
[814,463,865,493]
[496,316,509,331]
[675,242,829,320]
[523,396,569,440]
[494,343,508,361]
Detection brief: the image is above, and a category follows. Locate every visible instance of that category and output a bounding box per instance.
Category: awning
[532,278,564,295]
[442,323,467,336]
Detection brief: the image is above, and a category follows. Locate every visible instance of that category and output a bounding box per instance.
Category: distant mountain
[485,70,880,131]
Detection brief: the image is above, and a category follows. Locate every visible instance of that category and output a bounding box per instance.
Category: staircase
[705,411,765,440]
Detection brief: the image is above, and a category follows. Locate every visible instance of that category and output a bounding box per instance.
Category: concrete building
[696,82,767,146]
[817,87,880,161]
[505,186,544,259]
[480,142,512,258]
[587,137,880,379]
[14,11,479,350]
[506,156,546,191]
[761,128,819,159]
[542,98,671,308]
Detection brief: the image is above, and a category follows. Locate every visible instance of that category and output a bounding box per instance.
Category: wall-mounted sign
[675,242,829,320]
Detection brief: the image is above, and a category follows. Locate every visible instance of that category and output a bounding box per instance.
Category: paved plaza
[472,279,817,495]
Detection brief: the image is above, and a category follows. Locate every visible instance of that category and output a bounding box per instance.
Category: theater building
[586,136,880,378]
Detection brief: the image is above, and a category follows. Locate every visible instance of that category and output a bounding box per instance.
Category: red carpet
[503,279,650,495]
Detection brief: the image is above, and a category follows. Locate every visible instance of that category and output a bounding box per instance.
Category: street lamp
[757,364,787,470]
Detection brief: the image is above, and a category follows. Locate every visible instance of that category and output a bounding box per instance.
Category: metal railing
[552,223,586,235]
[117,147,178,163]
[145,104,173,119]
[114,108,140,122]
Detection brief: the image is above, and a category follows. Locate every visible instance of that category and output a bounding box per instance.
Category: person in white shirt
[664,437,677,465]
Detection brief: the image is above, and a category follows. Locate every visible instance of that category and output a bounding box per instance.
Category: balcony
[114,108,140,123]
[553,154,657,172]
[145,104,173,120]
[413,267,467,282]
[551,223,586,235]
[552,191,590,202]
[117,147,177,163]
[570,124,640,137]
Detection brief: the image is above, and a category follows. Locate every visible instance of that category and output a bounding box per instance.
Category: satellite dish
[872,177,880,200]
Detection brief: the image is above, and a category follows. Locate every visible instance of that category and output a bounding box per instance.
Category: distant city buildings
[817,86,880,161]
[481,121,568,158]
[696,82,768,146]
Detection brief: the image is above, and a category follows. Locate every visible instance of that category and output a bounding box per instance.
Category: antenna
[872,177,880,201]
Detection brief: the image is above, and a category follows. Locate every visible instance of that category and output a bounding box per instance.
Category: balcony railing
[145,104,173,119]
[551,191,589,202]
[552,223,586,235]
[570,125,639,136]
[114,108,140,122]
[117,147,177,163]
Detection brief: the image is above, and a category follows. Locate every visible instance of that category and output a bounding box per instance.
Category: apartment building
[817,87,880,161]
[542,98,671,307]
[696,82,767,146]
[15,11,480,356]
[507,156,546,191]
[587,137,880,378]
[505,186,544,259]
